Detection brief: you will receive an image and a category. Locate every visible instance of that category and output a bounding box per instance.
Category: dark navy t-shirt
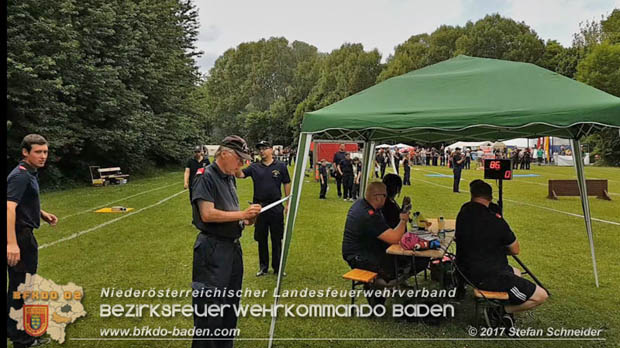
[319,165,328,181]
[342,199,391,262]
[339,159,353,175]
[191,162,242,239]
[242,160,291,205]
[333,151,347,168]
[186,157,210,187]
[455,201,516,283]
[7,162,41,229]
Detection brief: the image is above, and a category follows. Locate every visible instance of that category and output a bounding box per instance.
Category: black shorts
[477,266,536,305]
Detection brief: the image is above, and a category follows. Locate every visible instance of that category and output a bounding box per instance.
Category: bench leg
[411,256,419,289]
[474,299,480,329]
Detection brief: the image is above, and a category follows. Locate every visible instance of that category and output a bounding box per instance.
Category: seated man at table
[456,179,548,324]
[381,174,429,273]
[342,182,410,297]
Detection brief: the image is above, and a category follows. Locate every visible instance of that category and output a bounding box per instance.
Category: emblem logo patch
[24,305,49,337]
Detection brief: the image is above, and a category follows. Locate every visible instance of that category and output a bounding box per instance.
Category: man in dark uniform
[376,149,387,179]
[7,134,57,348]
[342,182,410,305]
[464,148,472,169]
[236,140,291,276]
[191,135,261,348]
[319,159,329,199]
[431,147,439,166]
[402,152,411,186]
[338,152,354,201]
[185,145,211,202]
[392,150,400,175]
[451,147,465,193]
[332,144,347,198]
[456,180,548,325]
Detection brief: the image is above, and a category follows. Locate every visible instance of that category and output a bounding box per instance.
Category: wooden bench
[343,269,377,305]
[89,166,129,186]
[548,179,611,200]
[474,289,509,300]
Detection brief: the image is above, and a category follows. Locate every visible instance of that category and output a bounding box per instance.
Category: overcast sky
[193,0,619,74]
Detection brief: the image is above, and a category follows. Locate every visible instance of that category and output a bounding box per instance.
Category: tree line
[7,2,619,187]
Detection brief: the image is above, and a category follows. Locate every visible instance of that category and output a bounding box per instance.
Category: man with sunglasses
[342,182,410,306]
[190,135,261,348]
[236,140,291,277]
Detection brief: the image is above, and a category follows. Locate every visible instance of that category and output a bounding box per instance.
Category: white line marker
[57,182,179,220]
[39,190,186,249]
[413,176,620,226]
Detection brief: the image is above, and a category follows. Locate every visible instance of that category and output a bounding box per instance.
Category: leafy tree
[575,9,620,165]
[455,14,545,63]
[576,43,620,97]
[292,43,382,135]
[377,34,430,82]
[7,0,202,186]
[199,38,320,146]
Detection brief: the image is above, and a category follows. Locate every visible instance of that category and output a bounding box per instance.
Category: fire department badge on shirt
[272,170,280,178]
[24,304,49,337]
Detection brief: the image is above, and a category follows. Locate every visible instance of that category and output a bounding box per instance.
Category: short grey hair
[214,146,235,159]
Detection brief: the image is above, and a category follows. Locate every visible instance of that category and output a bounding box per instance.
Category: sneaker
[502,313,515,329]
[483,306,503,328]
[256,269,268,277]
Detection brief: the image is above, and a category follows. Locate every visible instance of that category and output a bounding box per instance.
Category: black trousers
[352,183,360,199]
[380,164,387,178]
[432,157,438,166]
[254,209,284,272]
[342,174,353,199]
[7,227,38,347]
[192,233,243,348]
[403,167,411,185]
[453,168,462,192]
[319,180,328,198]
[335,173,343,197]
[426,157,430,166]
[465,157,471,169]
[394,163,399,175]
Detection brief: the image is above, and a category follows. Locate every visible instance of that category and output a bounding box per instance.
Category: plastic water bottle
[438,216,446,239]
[412,212,420,230]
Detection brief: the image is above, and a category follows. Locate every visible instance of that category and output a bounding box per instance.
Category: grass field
[9,162,620,348]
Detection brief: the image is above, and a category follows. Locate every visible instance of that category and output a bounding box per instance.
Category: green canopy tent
[268,55,620,345]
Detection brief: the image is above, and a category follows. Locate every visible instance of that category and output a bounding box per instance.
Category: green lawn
[9,164,620,348]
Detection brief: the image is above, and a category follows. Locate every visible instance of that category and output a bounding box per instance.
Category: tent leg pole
[268,133,312,348]
[571,138,599,288]
[360,141,375,198]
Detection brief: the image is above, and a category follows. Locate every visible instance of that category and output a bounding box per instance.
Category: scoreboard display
[484,159,513,180]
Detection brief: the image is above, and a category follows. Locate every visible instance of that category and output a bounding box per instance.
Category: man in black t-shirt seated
[456,180,548,321]
[381,174,429,274]
[342,182,410,283]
